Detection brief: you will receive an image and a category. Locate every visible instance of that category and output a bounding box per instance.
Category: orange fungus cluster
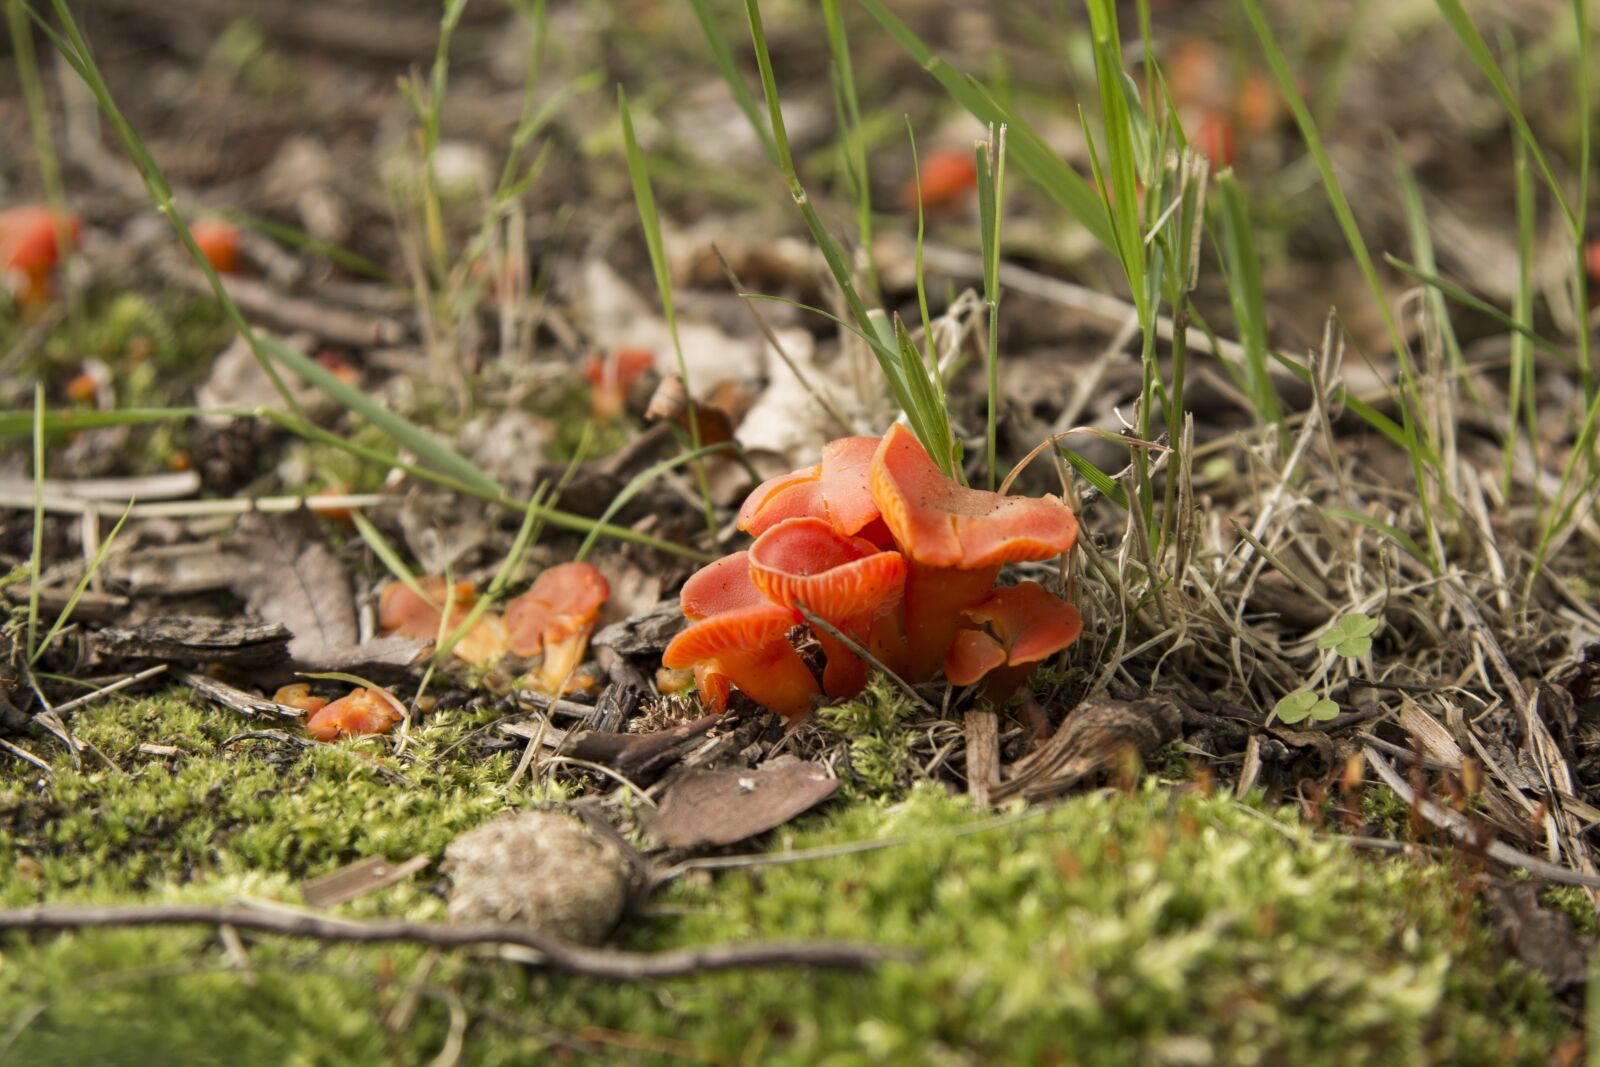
[665,426,1083,722]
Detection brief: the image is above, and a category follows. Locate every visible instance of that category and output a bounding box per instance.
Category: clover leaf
[1274,690,1340,725]
[1317,612,1380,659]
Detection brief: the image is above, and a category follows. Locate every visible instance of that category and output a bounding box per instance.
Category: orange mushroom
[748,517,906,698]
[378,577,508,666]
[869,424,1079,682]
[583,346,656,420]
[902,148,978,213]
[737,435,884,540]
[667,551,820,719]
[504,562,610,694]
[945,581,1083,701]
[1,205,81,306]
[190,218,242,274]
[272,683,328,716]
[662,600,818,722]
[1586,238,1600,285]
[305,687,403,741]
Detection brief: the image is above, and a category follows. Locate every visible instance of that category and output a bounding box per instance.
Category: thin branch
[0,903,908,978]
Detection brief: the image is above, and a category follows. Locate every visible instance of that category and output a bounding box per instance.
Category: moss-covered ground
[0,692,1578,1065]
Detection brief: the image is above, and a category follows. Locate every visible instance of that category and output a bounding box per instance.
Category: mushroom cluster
[665,425,1083,722]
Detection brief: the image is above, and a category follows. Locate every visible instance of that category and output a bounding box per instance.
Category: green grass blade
[258,336,502,497]
[1430,0,1574,228]
[1060,448,1129,511]
[1215,172,1280,427]
[575,442,736,562]
[0,407,254,437]
[27,386,45,660]
[687,0,779,166]
[618,86,717,537]
[30,499,133,664]
[1321,508,1434,572]
[856,0,1115,253]
[1236,0,1441,565]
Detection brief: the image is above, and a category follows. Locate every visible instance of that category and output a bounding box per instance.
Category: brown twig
[0,903,907,978]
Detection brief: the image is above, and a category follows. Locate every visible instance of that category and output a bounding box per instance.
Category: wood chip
[301,854,432,909]
[91,617,290,667]
[964,710,999,809]
[993,697,1182,805]
[648,763,838,849]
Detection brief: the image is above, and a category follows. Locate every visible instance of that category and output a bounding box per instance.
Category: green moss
[0,694,1576,1065]
[818,675,916,799]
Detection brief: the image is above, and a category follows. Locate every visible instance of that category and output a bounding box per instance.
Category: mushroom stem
[708,643,820,721]
[899,562,1001,682]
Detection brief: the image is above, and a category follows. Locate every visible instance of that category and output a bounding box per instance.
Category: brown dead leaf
[228,511,358,663]
[648,762,839,849]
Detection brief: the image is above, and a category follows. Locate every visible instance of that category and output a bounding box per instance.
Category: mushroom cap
[966,581,1084,667]
[736,435,883,538]
[662,602,800,669]
[944,629,1008,687]
[190,218,241,274]
[505,561,610,657]
[679,551,765,620]
[747,517,905,622]
[305,687,402,741]
[379,577,475,639]
[869,424,1079,569]
[0,205,81,274]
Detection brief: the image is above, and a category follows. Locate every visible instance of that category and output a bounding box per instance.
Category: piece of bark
[648,763,838,849]
[177,669,306,721]
[591,674,649,734]
[591,600,686,658]
[993,697,1183,805]
[965,710,999,808]
[91,617,290,667]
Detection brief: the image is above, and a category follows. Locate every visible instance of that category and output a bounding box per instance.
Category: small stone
[442,811,630,945]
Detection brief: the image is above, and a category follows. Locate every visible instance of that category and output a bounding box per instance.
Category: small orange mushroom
[902,148,978,214]
[378,577,508,666]
[668,551,820,718]
[662,600,818,722]
[944,581,1083,701]
[583,346,656,420]
[1585,237,1600,285]
[1,205,81,306]
[305,687,403,741]
[190,218,242,274]
[504,562,610,694]
[272,683,328,716]
[869,424,1079,682]
[748,517,906,698]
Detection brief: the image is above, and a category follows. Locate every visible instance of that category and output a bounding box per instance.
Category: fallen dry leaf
[227,511,358,664]
[648,762,839,849]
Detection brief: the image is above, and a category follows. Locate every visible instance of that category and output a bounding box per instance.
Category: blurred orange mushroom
[305,687,403,741]
[748,517,906,697]
[190,218,242,274]
[1,205,81,306]
[505,561,610,694]
[945,581,1083,701]
[902,148,978,213]
[378,577,508,666]
[583,346,656,420]
[869,424,1078,681]
[272,683,328,716]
